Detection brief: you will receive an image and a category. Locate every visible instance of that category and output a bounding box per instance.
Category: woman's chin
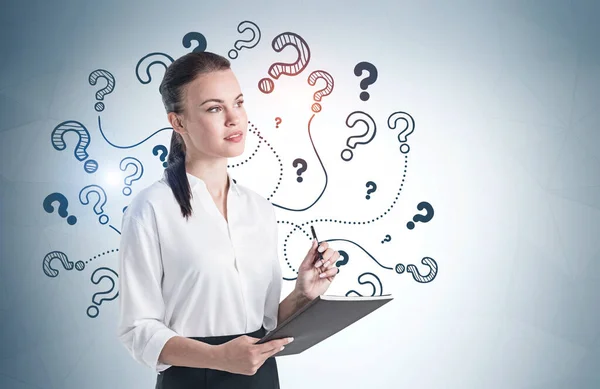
[224,145,245,158]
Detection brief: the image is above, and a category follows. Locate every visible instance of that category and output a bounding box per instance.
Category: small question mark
[88,69,115,112]
[152,145,168,167]
[407,201,434,229]
[258,32,311,94]
[51,120,98,173]
[381,234,391,244]
[275,117,282,128]
[395,257,438,283]
[79,185,109,224]
[293,158,307,182]
[365,181,377,199]
[228,21,261,59]
[346,272,383,297]
[43,193,77,225]
[182,32,207,53]
[388,111,415,154]
[341,111,377,161]
[42,251,85,277]
[307,70,334,112]
[135,52,175,92]
[335,250,349,267]
[120,157,144,196]
[87,267,119,318]
[354,62,378,101]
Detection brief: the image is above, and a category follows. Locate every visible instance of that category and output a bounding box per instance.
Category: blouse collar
[184,171,240,196]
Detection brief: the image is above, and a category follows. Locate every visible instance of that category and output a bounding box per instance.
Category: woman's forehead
[187,70,240,100]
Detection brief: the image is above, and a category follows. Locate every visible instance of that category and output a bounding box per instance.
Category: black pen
[310,225,324,263]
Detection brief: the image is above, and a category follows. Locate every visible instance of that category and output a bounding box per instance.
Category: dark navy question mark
[43,193,77,225]
[407,201,434,229]
[153,145,168,167]
[335,250,349,267]
[365,181,377,199]
[293,158,307,182]
[182,32,207,53]
[381,235,391,244]
[354,62,378,101]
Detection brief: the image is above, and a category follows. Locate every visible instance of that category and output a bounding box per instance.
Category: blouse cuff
[142,327,180,374]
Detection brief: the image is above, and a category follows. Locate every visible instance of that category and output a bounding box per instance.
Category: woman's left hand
[295,239,340,301]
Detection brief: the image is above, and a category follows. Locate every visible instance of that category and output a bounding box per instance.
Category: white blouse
[117,171,283,374]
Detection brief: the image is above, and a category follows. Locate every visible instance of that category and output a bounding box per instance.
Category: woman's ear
[168,112,187,135]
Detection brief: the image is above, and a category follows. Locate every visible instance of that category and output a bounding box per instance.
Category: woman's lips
[224,133,243,142]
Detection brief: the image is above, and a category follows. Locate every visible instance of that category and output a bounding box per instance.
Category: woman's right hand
[214,335,294,375]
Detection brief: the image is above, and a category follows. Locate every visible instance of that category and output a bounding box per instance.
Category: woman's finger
[317,241,329,254]
[319,250,340,269]
[319,266,340,279]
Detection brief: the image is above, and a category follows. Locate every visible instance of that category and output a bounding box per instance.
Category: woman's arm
[277,288,311,324]
[158,336,220,369]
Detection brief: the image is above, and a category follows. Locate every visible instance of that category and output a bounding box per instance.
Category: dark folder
[256,294,394,356]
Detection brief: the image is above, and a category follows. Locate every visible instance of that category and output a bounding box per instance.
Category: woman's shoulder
[234,182,275,217]
[123,174,172,223]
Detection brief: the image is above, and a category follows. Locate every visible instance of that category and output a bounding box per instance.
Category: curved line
[98,116,171,149]
[271,113,327,212]
[109,224,121,235]
[318,238,393,270]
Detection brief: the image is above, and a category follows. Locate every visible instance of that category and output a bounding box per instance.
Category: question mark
[365,181,377,199]
[42,251,85,277]
[87,267,119,318]
[79,185,109,224]
[43,192,77,225]
[228,20,261,59]
[275,117,282,128]
[395,257,438,283]
[135,52,175,92]
[335,250,349,267]
[258,32,311,94]
[388,111,415,154]
[152,145,168,167]
[51,120,98,173]
[307,70,334,112]
[381,234,391,244]
[88,69,115,112]
[354,62,378,101]
[292,158,307,182]
[182,32,207,53]
[407,201,434,230]
[346,272,383,297]
[341,111,377,162]
[120,157,144,196]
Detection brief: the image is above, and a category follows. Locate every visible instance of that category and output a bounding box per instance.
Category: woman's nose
[225,109,240,126]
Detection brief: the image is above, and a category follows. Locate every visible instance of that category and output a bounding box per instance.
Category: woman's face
[176,69,247,160]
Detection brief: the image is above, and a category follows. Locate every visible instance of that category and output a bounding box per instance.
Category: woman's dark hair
[159,51,231,220]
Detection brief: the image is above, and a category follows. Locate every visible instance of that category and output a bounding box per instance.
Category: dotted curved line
[85,248,119,265]
[227,121,283,201]
[279,154,409,274]
[226,121,264,167]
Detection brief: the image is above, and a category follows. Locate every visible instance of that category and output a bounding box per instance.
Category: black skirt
[155,326,280,389]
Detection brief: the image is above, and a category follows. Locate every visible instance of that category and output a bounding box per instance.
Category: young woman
[117,51,341,389]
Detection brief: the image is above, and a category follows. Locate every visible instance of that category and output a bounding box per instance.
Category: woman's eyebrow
[199,93,243,106]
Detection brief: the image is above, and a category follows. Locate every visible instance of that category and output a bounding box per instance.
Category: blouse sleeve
[263,204,283,331]
[117,214,179,374]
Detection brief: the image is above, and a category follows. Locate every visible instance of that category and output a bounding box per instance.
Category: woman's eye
[236,100,244,106]
[208,106,221,112]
